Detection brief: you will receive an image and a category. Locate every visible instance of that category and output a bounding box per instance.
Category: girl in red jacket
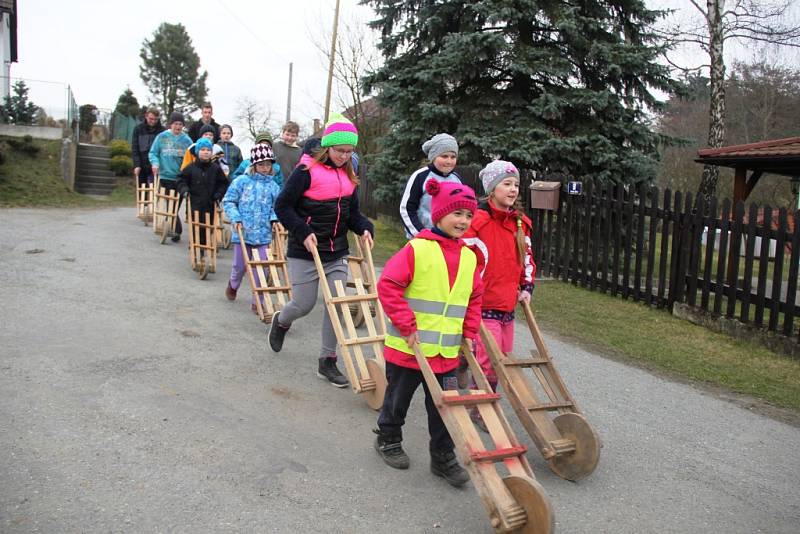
[462,160,536,431]
[374,180,483,488]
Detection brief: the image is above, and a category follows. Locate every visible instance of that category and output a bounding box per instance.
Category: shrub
[109,155,133,176]
[109,139,132,158]
[6,136,40,156]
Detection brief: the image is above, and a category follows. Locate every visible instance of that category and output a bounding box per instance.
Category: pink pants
[473,318,515,387]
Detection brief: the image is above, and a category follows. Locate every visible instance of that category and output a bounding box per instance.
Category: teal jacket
[148,130,192,181]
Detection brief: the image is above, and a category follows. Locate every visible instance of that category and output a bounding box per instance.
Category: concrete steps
[75,143,116,196]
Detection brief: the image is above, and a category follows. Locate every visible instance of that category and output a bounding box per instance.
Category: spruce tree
[363,0,681,198]
[139,22,208,116]
[114,88,141,118]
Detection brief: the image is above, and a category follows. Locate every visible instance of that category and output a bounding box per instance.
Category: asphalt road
[1,207,798,533]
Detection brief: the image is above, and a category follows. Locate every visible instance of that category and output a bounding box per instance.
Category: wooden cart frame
[135,178,153,225]
[310,237,387,410]
[411,340,554,534]
[186,199,218,280]
[482,301,601,481]
[236,225,292,324]
[152,177,181,244]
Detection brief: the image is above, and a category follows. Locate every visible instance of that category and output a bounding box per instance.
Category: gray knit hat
[422,133,458,162]
[479,160,520,194]
[168,111,185,125]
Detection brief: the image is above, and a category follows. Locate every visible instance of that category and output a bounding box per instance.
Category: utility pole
[286,62,293,122]
[323,0,340,123]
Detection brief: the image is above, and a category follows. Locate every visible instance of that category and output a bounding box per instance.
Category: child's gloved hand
[517,289,531,304]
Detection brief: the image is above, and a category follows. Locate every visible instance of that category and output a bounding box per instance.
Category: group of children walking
[148,107,537,491]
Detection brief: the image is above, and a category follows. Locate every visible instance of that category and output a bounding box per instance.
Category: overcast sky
[11,0,798,153]
[12,0,373,151]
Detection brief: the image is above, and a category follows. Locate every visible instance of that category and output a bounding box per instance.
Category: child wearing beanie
[399,133,463,238]
[462,160,536,432]
[176,137,228,264]
[148,112,192,241]
[374,179,483,488]
[180,124,228,175]
[218,124,243,179]
[223,144,282,310]
[271,113,374,388]
[230,132,284,186]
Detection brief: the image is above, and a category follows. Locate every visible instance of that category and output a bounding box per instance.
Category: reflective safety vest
[384,239,477,358]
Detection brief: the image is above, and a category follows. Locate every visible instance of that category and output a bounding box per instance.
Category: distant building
[0,0,17,100]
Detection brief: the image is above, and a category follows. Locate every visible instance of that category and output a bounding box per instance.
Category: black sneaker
[373,429,410,469]
[268,311,289,352]
[317,357,349,388]
[171,234,181,243]
[430,449,470,487]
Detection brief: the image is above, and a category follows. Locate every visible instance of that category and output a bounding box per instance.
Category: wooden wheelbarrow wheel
[547,412,600,482]
[362,359,387,410]
[222,228,232,249]
[197,259,210,280]
[503,475,555,534]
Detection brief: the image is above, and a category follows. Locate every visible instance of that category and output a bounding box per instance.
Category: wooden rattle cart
[482,301,600,481]
[215,204,233,250]
[346,237,377,328]
[411,340,554,534]
[186,199,218,280]
[310,236,387,410]
[135,178,153,225]
[236,225,292,324]
[152,176,181,244]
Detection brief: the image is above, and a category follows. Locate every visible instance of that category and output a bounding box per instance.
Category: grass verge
[532,280,800,411]
[0,136,134,208]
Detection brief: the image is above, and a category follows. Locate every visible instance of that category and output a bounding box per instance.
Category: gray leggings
[279,256,349,359]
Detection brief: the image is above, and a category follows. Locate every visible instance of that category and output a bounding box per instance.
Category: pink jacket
[378,229,484,373]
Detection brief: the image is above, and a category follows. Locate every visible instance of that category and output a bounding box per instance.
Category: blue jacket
[223,171,281,246]
[231,159,284,188]
[149,130,192,181]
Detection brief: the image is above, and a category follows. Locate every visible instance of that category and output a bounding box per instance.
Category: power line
[216,0,291,65]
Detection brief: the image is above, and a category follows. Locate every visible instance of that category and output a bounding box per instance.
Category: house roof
[695,137,800,177]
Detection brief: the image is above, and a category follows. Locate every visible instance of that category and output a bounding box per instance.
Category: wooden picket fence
[530,179,800,342]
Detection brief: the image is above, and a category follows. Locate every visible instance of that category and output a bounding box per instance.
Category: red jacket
[463,200,536,313]
[378,229,484,373]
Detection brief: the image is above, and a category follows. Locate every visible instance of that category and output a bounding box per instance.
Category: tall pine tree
[139,23,208,116]
[363,0,681,198]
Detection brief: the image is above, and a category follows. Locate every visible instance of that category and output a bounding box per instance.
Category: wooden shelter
[696,137,800,205]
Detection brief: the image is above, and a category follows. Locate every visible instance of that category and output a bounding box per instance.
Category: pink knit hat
[426,179,477,224]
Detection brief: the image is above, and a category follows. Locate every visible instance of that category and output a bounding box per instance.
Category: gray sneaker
[317,357,349,388]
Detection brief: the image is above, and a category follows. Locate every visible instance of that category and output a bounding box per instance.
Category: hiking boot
[225,282,237,301]
[373,429,410,469]
[430,449,470,487]
[317,357,349,388]
[469,407,489,434]
[268,311,289,352]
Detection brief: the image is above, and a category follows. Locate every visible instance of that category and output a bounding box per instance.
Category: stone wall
[0,124,63,140]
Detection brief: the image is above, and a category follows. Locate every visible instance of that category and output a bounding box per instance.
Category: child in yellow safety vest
[374,179,483,487]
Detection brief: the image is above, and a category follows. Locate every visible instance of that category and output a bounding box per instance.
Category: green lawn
[532,280,800,410]
[0,136,134,208]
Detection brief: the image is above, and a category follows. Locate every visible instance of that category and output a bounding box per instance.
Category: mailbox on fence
[530,181,561,210]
